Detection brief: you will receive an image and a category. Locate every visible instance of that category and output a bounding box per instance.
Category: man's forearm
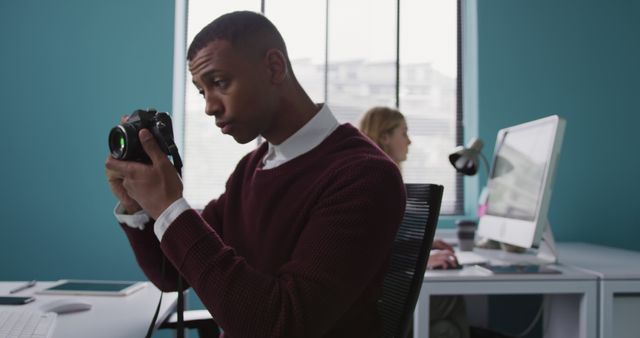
[120,223,187,291]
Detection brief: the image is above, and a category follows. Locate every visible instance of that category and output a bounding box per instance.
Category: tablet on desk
[36,280,147,296]
[477,264,561,275]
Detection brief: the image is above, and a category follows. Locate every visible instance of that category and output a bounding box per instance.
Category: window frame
[171,0,478,217]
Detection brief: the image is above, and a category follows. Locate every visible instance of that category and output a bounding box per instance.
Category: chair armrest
[160,309,220,337]
[161,310,214,329]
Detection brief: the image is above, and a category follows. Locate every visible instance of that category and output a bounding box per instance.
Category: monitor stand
[498,219,558,265]
[476,219,558,266]
[536,219,558,264]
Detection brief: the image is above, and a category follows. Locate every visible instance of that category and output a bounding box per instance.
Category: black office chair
[378,183,443,338]
[160,183,444,338]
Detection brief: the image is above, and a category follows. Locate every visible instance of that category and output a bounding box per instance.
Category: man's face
[189,39,277,144]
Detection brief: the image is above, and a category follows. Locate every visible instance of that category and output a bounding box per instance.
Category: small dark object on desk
[0,296,35,305]
[429,264,463,270]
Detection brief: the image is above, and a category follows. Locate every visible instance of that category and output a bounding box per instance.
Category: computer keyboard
[455,251,489,265]
[0,310,57,338]
[455,248,556,267]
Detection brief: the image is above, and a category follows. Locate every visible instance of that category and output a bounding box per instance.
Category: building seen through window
[180,0,462,214]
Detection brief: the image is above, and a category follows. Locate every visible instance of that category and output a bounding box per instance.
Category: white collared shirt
[115,104,339,241]
[261,103,338,169]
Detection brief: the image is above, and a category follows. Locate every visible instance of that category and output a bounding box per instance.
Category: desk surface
[418,242,601,338]
[425,261,597,283]
[557,243,640,338]
[425,243,599,283]
[0,281,177,338]
[558,242,640,279]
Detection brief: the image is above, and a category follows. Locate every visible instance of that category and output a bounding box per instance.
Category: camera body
[108,109,175,163]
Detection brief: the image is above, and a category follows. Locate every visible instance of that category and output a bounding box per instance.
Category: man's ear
[265,48,288,84]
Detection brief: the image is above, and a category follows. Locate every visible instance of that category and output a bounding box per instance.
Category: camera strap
[142,259,186,338]
[169,144,186,338]
[144,257,165,338]
[144,140,186,338]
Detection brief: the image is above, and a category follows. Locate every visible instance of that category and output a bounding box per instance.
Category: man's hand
[105,129,183,219]
[106,166,142,214]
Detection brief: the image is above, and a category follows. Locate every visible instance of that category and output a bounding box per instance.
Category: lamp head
[449,138,484,176]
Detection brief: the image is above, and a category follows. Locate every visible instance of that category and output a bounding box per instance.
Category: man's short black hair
[187,11,289,62]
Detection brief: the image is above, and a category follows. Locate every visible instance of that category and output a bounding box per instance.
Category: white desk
[414,248,599,338]
[559,243,640,338]
[0,281,178,338]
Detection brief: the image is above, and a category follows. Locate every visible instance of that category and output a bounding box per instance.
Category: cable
[513,295,546,338]
[168,144,183,176]
[145,257,166,338]
[485,295,545,338]
[541,295,551,338]
[176,276,185,338]
[169,141,185,338]
[143,137,185,338]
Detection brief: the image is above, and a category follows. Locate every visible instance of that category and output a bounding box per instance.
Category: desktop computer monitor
[477,115,566,251]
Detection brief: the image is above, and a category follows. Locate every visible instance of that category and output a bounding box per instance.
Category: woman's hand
[427,250,459,270]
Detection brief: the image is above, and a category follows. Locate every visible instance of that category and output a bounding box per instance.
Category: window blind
[180,0,463,214]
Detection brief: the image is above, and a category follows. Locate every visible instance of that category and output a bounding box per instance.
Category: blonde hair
[359,106,406,156]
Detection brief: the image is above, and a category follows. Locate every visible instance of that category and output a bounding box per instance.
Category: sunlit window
[179,0,463,214]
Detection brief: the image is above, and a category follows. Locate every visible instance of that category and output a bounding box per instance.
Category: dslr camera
[108,109,176,163]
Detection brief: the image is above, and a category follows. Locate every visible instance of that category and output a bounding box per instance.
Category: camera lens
[108,126,128,159]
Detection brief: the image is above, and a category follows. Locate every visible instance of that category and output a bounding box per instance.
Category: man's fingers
[105,155,145,178]
[106,168,123,181]
[105,156,127,173]
[139,129,166,164]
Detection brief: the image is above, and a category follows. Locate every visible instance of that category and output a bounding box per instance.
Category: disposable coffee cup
[456,220,477,251]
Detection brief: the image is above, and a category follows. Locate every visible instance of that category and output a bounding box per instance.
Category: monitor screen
[485,121,557,221]
[478,115,565,250]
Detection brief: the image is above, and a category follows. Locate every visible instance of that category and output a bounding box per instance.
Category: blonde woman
[358,106,411,165]
[360,106,470,338]
[359,106,458,269]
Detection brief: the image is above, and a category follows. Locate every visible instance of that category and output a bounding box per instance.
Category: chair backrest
[378,183,444,338]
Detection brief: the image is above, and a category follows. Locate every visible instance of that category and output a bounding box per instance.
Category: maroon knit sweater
[121,124,405,338]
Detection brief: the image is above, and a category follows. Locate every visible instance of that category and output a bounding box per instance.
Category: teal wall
[0,1,638,331]
[0,0,174,281]
[477,2,640,335]
[477,0,640,251]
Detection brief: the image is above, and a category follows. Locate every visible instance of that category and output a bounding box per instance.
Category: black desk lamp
[448,138,489,176]
[449,138,491,249]
[449,137,491,217]
[448,138,508,251]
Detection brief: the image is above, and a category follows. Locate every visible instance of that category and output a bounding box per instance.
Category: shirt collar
[262,104,339,169]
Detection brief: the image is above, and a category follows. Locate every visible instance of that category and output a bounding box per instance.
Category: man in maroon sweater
[106,11,405,337]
